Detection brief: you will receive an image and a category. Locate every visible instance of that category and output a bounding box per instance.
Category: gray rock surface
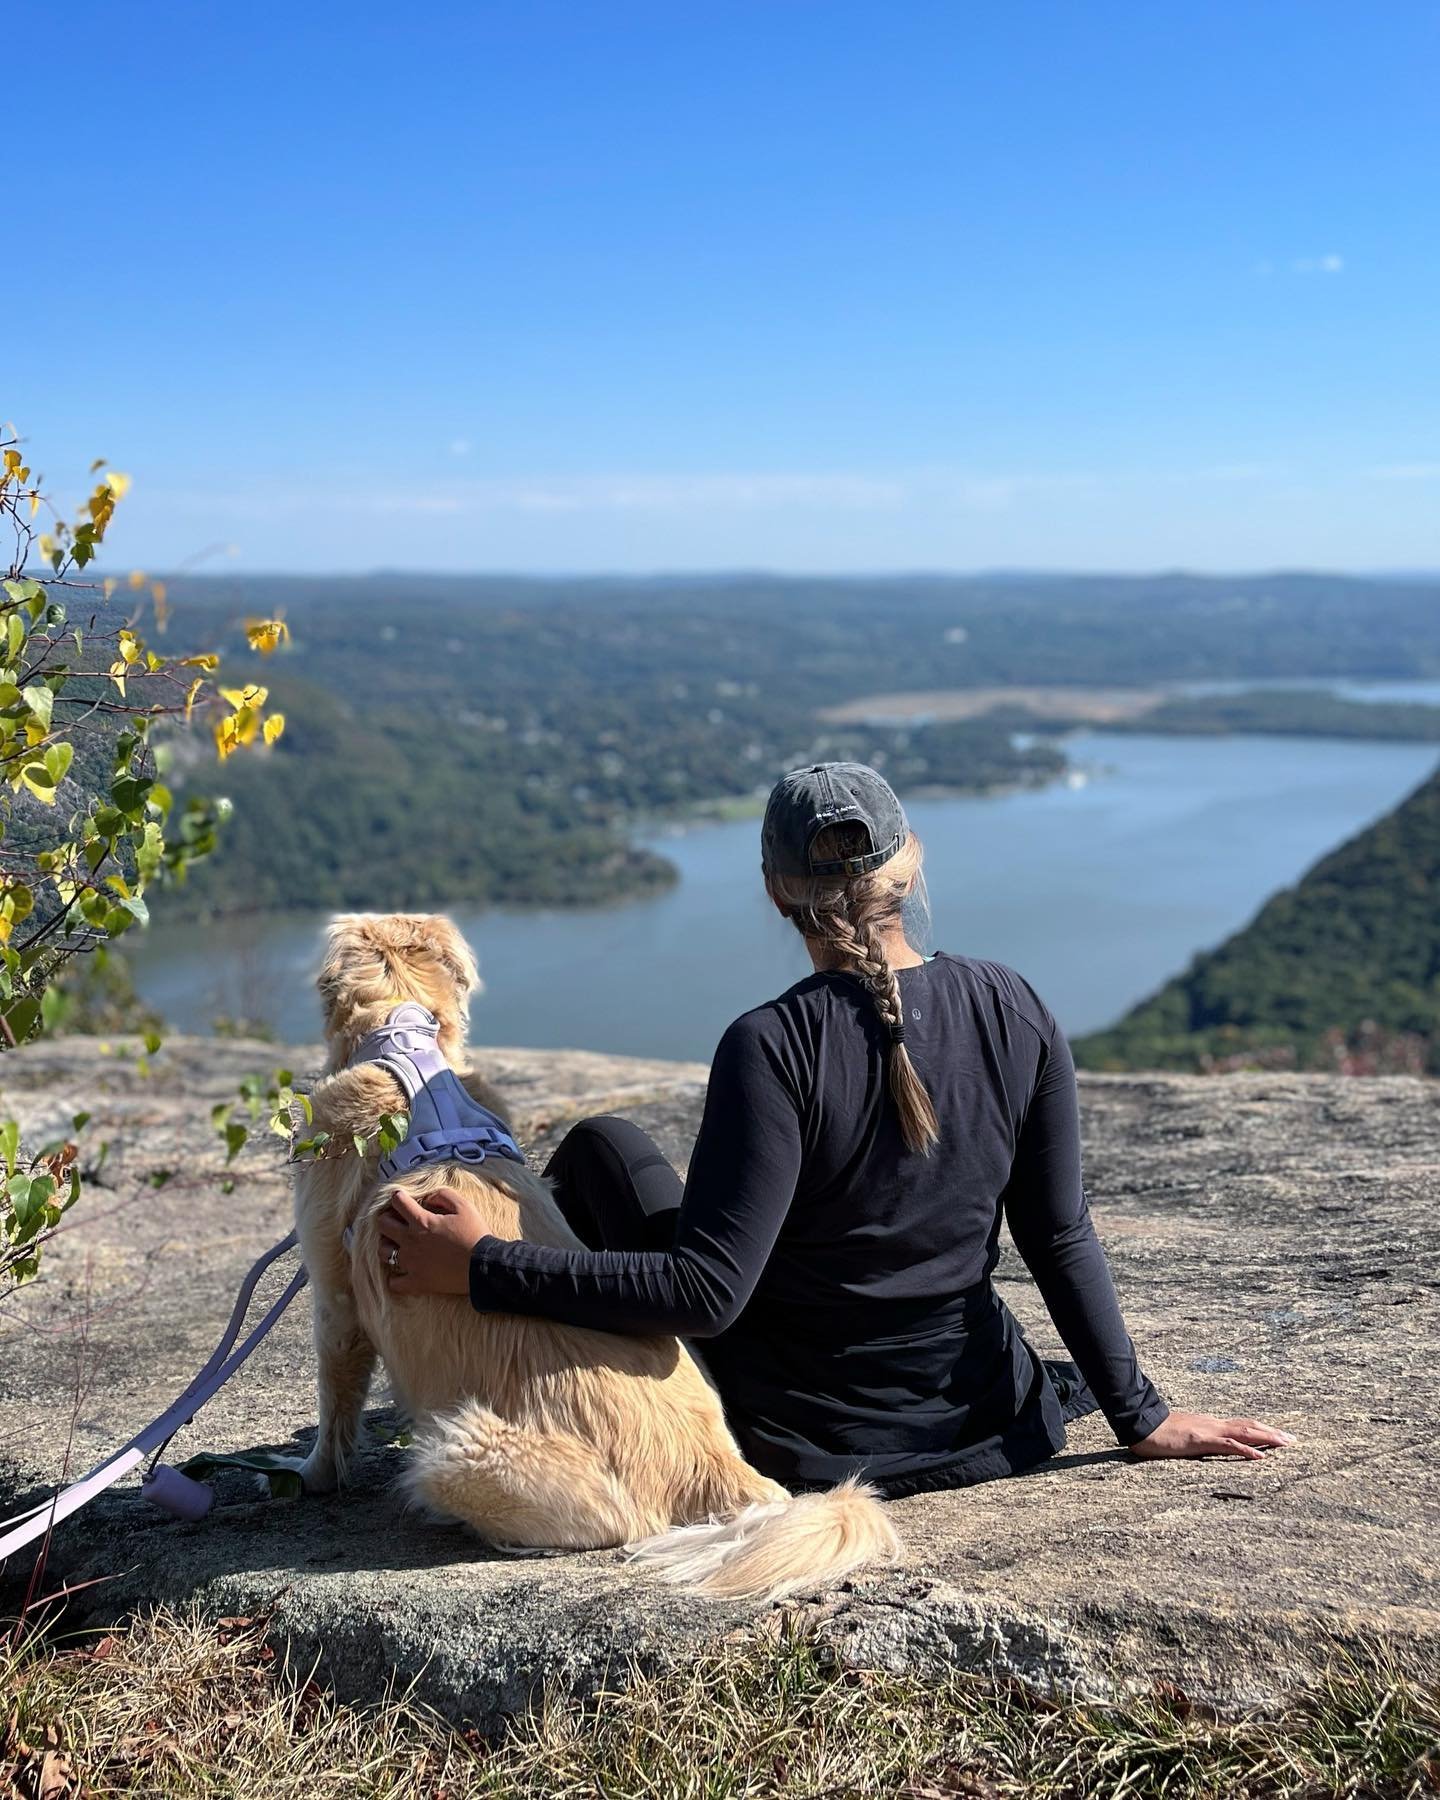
[1,1035,1436,1725]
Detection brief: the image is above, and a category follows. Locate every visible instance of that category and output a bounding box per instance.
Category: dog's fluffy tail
[623,1478,900,1601]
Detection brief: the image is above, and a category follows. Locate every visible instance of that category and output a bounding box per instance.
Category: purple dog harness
[348,1001,525,1179]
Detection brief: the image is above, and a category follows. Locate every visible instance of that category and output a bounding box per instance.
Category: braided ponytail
[767,826,940,1156]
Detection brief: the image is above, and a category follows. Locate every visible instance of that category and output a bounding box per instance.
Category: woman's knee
[545,1114,682,1248]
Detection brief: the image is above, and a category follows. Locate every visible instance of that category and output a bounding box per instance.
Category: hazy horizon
[84,563,1440,585]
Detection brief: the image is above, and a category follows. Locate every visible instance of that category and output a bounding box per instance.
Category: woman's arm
[1000,1018,1171,1444]
[1000,1017,1294,1460]
[381,1015,804,1338]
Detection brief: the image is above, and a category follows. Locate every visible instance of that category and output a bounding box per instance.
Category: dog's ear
[420,915,481,1004]
[316,914,388,1027]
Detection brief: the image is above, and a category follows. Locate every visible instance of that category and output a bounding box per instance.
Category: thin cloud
[1369,462,1440,481]
[374,470,1099,517]
[384,473,909,514]
[1254,253,1344,278]
[1195,462,1282,481]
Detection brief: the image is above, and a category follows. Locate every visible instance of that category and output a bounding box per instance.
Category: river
[128,710,1440,1061]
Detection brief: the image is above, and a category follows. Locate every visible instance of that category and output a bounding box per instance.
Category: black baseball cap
[761,762,909,879]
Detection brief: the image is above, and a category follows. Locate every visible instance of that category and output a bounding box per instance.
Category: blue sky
[10,1,1438,573]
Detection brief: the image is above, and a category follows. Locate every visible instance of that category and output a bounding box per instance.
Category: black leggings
[542,1114,684,1254]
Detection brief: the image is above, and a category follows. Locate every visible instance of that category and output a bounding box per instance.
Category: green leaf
[44,741,72,785]
[21,685,53,730]
[223,1121,248,1163]
[6,1173,34,1225]
[376,1110,410,1155]
[107,894,149,931]
[0,1119,17,1177]
[179,1448,306,1500]
[142,1029,163,1055]
[3,997,41,1044]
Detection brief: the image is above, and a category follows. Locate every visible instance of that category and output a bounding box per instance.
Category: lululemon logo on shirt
[911,1007,922,1021]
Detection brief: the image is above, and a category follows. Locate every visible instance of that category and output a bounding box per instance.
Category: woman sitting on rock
[378,761,1292,1495]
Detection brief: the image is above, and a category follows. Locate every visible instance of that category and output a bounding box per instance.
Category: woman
[379,761,1292,1495]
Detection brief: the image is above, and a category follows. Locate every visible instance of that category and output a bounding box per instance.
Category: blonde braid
[768,828,940,1156]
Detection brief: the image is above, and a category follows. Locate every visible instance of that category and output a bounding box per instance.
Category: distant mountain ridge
[1073,760,1440,1075]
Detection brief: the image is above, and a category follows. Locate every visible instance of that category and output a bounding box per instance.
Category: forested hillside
[148,571,1440,918]
[1073,760,1440,1074]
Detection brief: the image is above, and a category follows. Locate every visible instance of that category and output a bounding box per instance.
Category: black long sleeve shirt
[469,953,1169,1491]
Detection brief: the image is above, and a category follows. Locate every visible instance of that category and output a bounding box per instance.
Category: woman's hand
[376,1186,486,1297]
[1130,1410,1296,1461]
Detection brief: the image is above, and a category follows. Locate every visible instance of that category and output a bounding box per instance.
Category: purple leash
[0,1231,307,1562]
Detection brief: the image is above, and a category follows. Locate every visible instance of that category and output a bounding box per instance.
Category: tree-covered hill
[1072,759,1440,1074]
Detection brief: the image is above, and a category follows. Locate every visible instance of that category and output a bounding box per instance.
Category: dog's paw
[267,1451,339,1496]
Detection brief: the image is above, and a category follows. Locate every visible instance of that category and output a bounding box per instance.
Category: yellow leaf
[117,629,142,665]
[19,765,58,805]
[177,653,219,671]
[184,676,204,721]
[219,684,267,710]
[103,577,117,599]
[128,570,146,590]
[104,471,132,500]
[28,494,39,519]
[245,617,290,655]
[108,662,127,697]
[263,712,285,745]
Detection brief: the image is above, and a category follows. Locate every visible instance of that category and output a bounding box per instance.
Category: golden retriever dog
[288,912,900,1599]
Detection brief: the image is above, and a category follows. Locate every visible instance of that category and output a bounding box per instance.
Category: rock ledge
[1,1036,1436,1724]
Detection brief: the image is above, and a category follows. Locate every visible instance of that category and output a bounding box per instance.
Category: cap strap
[808,831,904,877]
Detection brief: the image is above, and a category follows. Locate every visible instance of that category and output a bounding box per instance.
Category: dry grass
[1,1606,1437,1799]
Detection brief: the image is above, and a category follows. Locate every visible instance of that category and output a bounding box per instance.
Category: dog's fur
[289,912,900,1599]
